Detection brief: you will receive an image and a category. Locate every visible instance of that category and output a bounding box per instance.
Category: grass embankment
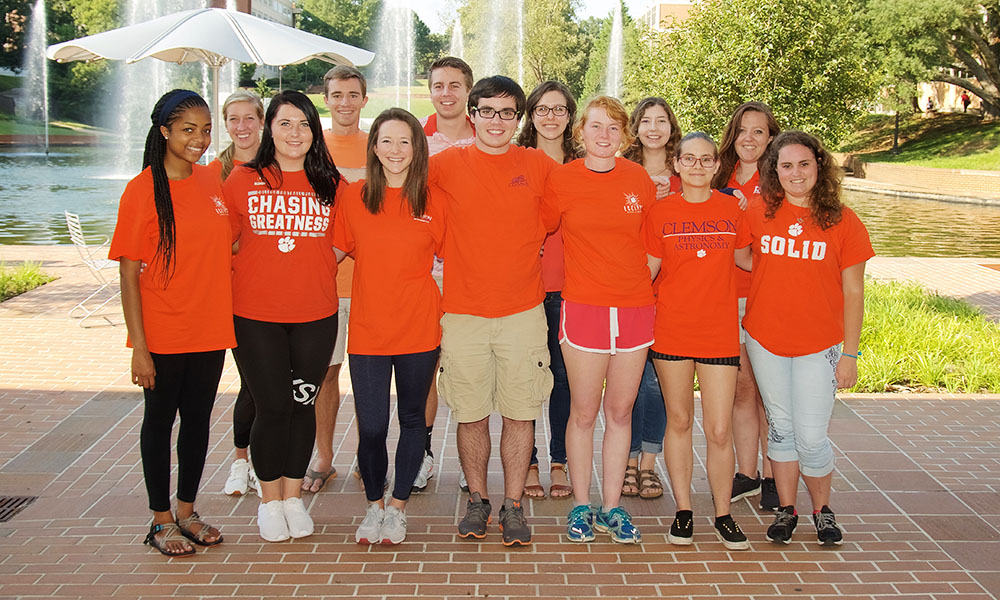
[0,112,101,136]
[307,81,435,123]
[838,112,1000,171]
[858,280,1000,393]
[0,262,55,302]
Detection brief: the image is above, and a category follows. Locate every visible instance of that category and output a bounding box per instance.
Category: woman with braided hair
[110,89,236,556]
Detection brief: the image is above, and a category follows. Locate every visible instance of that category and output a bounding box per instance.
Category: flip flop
[144,522,195,557]
[302,467,337,493]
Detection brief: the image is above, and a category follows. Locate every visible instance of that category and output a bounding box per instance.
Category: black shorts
[650,350,740,367]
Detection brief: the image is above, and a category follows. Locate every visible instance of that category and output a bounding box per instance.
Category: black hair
[142,88,209,286]
[467,75,526,116]
[245,90,341,205]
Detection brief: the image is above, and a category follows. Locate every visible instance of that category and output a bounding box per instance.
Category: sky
[412,0,658,34]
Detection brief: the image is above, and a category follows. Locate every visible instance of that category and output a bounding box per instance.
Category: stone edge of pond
[844,177,1000,207]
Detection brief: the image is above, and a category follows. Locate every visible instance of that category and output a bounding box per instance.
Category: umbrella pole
[213,64,221,157]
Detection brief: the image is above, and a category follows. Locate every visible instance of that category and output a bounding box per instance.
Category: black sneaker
[812,506,843,546]
[498,498,531,547]
[759,477,779,511]
[667,510,693,546]
[714,514,750,550]
[730,472,761,502]
[458,492,491,539]
[766,506,798,544]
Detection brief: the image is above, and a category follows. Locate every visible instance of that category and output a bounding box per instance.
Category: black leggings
[231,351,254,450]
[233,315,336,482]
[350,348,439,502]
[141,350,225,512]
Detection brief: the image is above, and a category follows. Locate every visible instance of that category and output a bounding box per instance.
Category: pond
[2,146,1000,257]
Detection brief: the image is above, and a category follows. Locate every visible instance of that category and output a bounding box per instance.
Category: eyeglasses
[472,106,521,121]
[533,105,568,117]
[677,154,718,168]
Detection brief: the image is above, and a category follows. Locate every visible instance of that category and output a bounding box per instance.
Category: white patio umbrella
[46,7,375,152]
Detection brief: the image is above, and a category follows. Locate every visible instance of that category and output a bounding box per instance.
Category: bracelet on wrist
[841,350,861,359]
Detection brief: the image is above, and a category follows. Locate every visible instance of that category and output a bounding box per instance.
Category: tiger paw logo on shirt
[761,221,827,261]
[696,249,707,258]
[788,222,804,237]
[623,192,642,214]
[278,236,296,253]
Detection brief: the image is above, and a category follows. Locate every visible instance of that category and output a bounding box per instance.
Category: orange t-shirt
[739,199,875,356]
[224,166,341,323]
[323,130,367,299]
[429,144,554,317]
[206,157,246,183]
[332,181,446,355]
[542,158,656,307]
[109,165,235,354]
[540,229,565,292]
[727,169,760,298]
[643,190,744,357]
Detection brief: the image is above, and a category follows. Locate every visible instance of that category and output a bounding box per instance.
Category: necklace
[647,163,671,177]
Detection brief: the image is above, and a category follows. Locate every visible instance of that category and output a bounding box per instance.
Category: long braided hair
[142,89,209,286]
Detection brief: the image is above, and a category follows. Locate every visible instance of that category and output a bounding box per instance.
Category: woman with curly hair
[624,97,682,200]
[516,80,577,499]
[735,130,874,546]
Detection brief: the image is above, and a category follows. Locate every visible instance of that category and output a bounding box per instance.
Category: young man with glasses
[429,76,556,547]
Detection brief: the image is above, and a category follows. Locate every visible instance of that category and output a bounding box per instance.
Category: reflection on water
[2,146,1000,256]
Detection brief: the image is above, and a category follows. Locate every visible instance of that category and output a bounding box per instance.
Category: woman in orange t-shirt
[711,102,781,511]
[644,132,749,551]
[332,108,445,545]
[110,89,234,557]
[224,90,342,543]
[542,96,656,545]
[735,131,874,546]
[620,96,682,502]
[206,91,265,499]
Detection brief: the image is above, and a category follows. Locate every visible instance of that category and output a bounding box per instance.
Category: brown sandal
[176,511,223,546]
[524,464,546,498]
[622,465,640,497]
[638,469,664,499]
[549,463,573,498]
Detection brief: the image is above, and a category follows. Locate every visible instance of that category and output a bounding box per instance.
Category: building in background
[641,1,693,31]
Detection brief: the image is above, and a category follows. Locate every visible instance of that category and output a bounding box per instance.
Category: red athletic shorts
[559,299,655,355]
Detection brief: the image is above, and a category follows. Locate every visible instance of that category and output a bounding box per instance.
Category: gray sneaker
[458,492,491,539]
[498,498,531,547]
[380,505,407,545]
[355,502,384,545]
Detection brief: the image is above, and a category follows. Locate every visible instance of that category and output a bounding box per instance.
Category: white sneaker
[411,452,435,492]
[381,505,407,545]
[247,467,260,497]
[355,503,384,545]
[224,458,251,496]
[258,500,289,542]
[282,497,314,539]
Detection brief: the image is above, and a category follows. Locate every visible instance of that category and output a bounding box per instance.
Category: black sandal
[176,512,223,547]
[144,522,196,557]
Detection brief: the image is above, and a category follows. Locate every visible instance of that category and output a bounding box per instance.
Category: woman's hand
[835,355,857,389]
[131,348,156,389]
[650,175,672,200]
[733,189,749,210]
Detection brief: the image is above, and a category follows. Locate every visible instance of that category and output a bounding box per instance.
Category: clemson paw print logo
[277,236,296,253]
[696,249,707,258]
[788,222,804,237]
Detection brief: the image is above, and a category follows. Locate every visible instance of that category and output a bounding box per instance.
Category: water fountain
[372,0,414,109]
[604,2,624,98]
[482,2,503,76]
[19,0,50,155]
[449,17,464,59]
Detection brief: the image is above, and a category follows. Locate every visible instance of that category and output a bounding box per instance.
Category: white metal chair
[64,211,120,326]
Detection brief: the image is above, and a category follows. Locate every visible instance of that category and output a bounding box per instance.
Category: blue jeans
[531,291,571,466]
[629,357,666,458]
[745,334,838,477]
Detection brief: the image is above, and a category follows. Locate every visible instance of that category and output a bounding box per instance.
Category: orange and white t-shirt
[109,165,235,354]
[332,181,446,355]
[224,166,341,323]
[324,129,367,299]
[643,190,744,358]
[421,113,476,156]
[739,199,875,356]
[542,158,656,308]
[429,144,554,318]
[726,169,760,299]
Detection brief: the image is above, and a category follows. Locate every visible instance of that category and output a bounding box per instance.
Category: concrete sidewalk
[1,246,999,600]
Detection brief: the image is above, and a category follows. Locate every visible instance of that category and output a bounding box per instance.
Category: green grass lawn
[0,262,55,302]
[0,74,19,92]
[857,279,1000,393]
[308,80,435,124]
[838,112,1000,171]
[0,113,100,136]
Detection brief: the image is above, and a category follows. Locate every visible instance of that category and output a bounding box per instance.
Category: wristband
[841,350,861,359]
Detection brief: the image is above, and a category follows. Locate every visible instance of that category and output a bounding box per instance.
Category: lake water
[2,146,1000,257]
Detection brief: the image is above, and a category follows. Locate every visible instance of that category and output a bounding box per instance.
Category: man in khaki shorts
[429,75,555,547]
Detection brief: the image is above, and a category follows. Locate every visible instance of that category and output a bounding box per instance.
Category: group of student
[110,55,873,557]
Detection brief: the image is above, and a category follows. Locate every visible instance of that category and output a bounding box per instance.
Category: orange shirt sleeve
[332,181,359,254]
[109,171,155,264]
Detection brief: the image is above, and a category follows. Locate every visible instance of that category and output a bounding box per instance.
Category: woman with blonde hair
[542,96,656,544]
[208,90,264,182]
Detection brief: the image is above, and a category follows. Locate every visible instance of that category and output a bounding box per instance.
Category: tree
[628,0,879,145]
[581,2,642,101]
[1,1,32,71]
[867,0,999,117]
[521,0,584,94]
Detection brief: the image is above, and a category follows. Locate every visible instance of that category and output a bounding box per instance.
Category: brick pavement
[1,246,999,600]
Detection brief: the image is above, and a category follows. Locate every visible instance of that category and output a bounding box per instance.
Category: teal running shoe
[565,504,595,543]
[594,506,641,544]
